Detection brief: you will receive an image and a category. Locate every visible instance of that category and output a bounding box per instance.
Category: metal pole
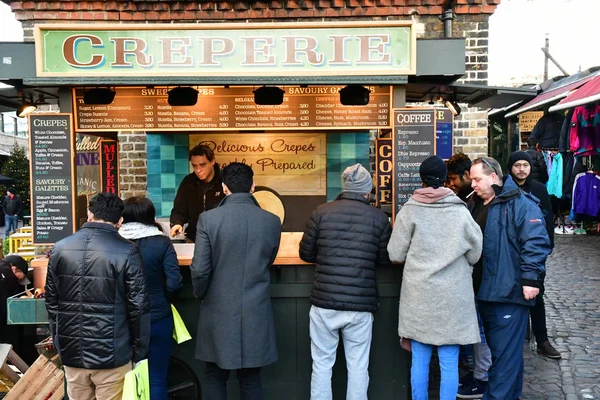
[541,48,570,77]
[544,34,549,81]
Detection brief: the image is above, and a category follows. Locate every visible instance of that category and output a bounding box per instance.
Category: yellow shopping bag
[122,359,149,400]
[172,304,192,344]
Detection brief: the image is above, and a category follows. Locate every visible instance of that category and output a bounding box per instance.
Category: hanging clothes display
[571,171,600,217]
[559,108,576,153]
[530,113,565,149]
[569,104,600,156]
[547,152,563,198]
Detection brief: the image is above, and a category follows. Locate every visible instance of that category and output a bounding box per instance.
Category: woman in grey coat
[388,156,483,400]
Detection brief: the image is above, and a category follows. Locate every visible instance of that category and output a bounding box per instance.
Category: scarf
[119,222,165,240]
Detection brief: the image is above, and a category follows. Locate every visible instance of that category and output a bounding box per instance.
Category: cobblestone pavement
[522,235,600,400]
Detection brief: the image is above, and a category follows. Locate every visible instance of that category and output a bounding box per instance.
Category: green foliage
[2,235,10,257]
[0,144,30,213]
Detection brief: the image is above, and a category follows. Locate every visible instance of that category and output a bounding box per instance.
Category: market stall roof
[405,82,536,108]
[505,69,600,118]
[549,75,600,112]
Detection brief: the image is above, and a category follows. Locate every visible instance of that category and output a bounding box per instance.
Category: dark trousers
[203,362,262,400]
[479,301,529,400]
[149,315,174,400]
[529,283,548,344]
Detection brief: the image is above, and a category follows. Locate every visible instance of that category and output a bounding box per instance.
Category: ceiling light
[339,85,370,106]
[17,102,37,118]
[83,88,116,105]
[254,86,284,106]
[445,100,461,116]
[168,87,199,107]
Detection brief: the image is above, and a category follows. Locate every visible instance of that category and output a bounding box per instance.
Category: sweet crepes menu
[29,113,76,244]
[392,109,436,219]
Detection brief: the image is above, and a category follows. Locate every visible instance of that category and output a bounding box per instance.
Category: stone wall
[117,131,147,198]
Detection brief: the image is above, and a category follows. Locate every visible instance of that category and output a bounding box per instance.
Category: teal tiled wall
[147,132,370,217]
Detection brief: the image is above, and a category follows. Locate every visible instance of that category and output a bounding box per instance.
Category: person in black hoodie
[0,256,28,356]
[525,137,549,184]
[170,144,225,242]
[508,151,561,360]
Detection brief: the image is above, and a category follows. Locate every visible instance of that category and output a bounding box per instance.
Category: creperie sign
[36,22,415,77]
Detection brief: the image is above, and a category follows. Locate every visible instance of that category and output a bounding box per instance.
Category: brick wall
[118,131,147,199]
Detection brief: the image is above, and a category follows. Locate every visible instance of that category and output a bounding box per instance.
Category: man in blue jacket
[470,157,551,400]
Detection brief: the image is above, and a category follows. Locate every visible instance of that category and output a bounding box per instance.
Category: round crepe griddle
[253,188,285,225]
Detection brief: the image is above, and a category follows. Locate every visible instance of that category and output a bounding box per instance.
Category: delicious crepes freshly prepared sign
[189,133,326,196]
[35,22,415,77]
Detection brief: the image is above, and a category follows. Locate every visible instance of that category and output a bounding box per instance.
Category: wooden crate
[4,355,64,400]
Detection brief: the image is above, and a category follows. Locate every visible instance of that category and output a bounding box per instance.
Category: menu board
[392,109,436,219]
[518,111,543,133]
[29,114,76,244]
[73,86,391,132]
[435,109,453,160]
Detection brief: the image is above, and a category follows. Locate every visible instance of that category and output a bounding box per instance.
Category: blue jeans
[309,305,374,400]
[410,340,459,400]
[5,215,17,237]
[149,315,174,400]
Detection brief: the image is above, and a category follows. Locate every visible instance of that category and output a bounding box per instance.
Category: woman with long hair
[119,196,182,400]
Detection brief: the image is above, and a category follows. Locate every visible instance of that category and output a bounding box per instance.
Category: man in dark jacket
[3,187,22,237]
[0,256,28,356]
[191,162,281,400]
[508,151,561,360]
[300,163,392,400]
[470,157,551,400]
[45,193,150,400]
[170,144,225,242]
[525,137,549,184]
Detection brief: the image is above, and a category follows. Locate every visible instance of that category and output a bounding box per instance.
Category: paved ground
[426,235,600,400]
[522,235,600,400]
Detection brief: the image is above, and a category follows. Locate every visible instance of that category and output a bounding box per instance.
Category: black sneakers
[537,340,562,359]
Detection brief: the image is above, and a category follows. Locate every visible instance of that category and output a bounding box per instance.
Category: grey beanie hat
[342,163,372,194]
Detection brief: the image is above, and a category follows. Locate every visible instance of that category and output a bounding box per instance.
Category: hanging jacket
[477,176,551,306]
[572,172,600,217]
[569,104,600,156]
[559,109,575,153]
[547,153,563,198]
[526,148,549,184]
[530,113,564,149]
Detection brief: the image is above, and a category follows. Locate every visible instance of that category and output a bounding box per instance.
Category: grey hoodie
[388,188,483,346]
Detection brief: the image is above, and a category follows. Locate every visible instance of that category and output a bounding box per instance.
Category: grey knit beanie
[342,163,372,194]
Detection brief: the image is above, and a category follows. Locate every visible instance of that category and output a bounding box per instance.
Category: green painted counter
[172,264,409,399]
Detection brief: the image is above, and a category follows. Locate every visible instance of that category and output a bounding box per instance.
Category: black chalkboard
[392,109,436,220]
[29,114,76,244]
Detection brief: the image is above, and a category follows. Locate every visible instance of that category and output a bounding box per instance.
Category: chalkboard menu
[29,114,76,244]
[435,109,453,160]
[73,86,391,132]
[392,109,436,219]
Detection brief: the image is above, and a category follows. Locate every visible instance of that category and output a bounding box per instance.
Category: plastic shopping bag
[122,359,149,400]
[172,304,192,344]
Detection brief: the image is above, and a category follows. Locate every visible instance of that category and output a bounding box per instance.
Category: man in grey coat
[191,162,281,400]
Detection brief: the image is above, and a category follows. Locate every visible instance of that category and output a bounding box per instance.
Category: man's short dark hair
[88,192,124,224]
[222,163,254,193]
[189,144,215,161]
[446,153,472,178]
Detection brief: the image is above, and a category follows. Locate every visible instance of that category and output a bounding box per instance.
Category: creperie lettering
[62,33,393,68]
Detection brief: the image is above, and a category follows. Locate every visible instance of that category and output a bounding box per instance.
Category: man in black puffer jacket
[45,193,150,400]
[526,137,549,184]
[300,163,391,399]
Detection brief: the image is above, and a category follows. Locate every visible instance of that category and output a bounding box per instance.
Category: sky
[0,0,599,86]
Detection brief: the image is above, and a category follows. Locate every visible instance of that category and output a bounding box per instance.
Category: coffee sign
[36,22,415,77]
[392,109,436,219]
[29,114,76,244]
[189,133,326,196]
[376,138,393,206]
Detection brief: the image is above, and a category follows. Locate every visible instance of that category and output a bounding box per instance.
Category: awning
[549,75,600,112]
[505,74,598,118]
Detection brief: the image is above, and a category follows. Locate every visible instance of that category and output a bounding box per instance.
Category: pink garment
[569,104,600,156]
[411,187,454,204]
